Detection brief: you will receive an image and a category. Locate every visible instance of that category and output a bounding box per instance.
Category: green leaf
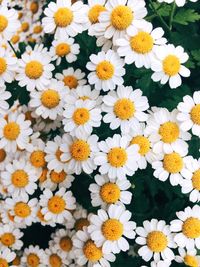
[173,9,200,25]
[191,49,200,66]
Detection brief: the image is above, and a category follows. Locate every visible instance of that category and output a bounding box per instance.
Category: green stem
[169,2,176,30]
[7,41,20,58]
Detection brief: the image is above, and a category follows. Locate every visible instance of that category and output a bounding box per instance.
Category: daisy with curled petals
[29,79,66,120]
[116,21,167,69]
[102,86,149,133]
[50,37,80,65]
[175,248,200,266]
[170,205,200,250]
[40,188,76,224]
[177,91,200,137]
[94,134,139,180]
[0,248,16,267]
[86,50,125,91]
[0,112,32,153]
[16,50,54,91]
[151,44,190,89]
[60,132,99,175]
[21,245,46,267]
[42,0,89,38]
[0,224,23,250]
[89,174,132,208]
[73,227,116,267]
[145,108,191,155]
[88,204,136,254]
[136,219,176,262]
[87,0,106,25]
[44,246,70,267]
[63,98,102,136]
[0,85,11,116]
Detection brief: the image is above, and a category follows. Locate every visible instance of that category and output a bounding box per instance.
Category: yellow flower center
[111,5,133,30]
[190,104,200,125]
[3,122,20,140]
[12,256,20,266]
[30,150,46,168]
[147,231,168,252]
[37,209,47,222]
[59,237,72,252]
[114,98,135,120]
[130,31,153,54]
[14,202,31,218]
[83,240,102,262]
[79,96,90,100]
[88,5,106,24]
[50,170,66,183]
[0,15,8,32]
[192,170,200,190]
[163,55,180,76]
[182,217,200,239]
[54,8,73,27]
[41,89,60,109]
[96,61,114,80]
[63,75,78,89]
[102,219,123,241]
[56,43,71,57]
[159,122,180,143]
[49,254,62,267]
[0,233,15,247]
[0,58,7,74]
[131,135,150,156]
[30,2,39,14]
[107,147,127,168]
[27,253,40,267]
[39,168,48,183]
[75,218,90,231]
[0,149,6,162]
[48,196,65,214]
[100,182,120,204]
[33,25,43,34]
[184,255,198,267]
[25,61,43,79]
[18,11,23,19]
[163,152,183,173]
[73,108,90,125]
[21,22,29,32]
[11,35,20,44]
[0,259,8,267]
[11,170,28,188]
[70,140,90,161]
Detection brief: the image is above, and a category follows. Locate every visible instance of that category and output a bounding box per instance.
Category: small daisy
[0,224,23,250]
[30,22,44,41]
[88,204,136,254]
[177,91,200,137]
[94,134,139,179]
[71,85,102,106]
[151,44,190,89]
[86,50,125,91]
[36,204,56,228]
[0,85,11,116]
[170,205,200,250]
[40,188,76,224]
[21,245,46,267]
[44,247,70,267]
[158,0,198,7]
[0,248,16,266]
[71,204,91,231]
[175,248,200,266]
[87,0,106,25]
[102,86,149,133]
[136,219,176,262]
[73,227,116,267]
[89,174,132,208]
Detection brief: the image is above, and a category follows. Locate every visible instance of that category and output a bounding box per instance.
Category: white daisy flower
[40,187,76,224]
[170,205,200,250]
[0,148,12,171]
[0,224,23,250]
[87,0,106,25]
[88,204,136,254]
[32,116,63,134]
[86,50,125,91]
[71,85,102,106]
[177,91,200,137]
[44,246,70,267]
[0,85,11,116]
[151,44,190,89]
[36,204,56,228]
[89,174,132,208]
[42,0,89,38]
[70,204,91,231]
[21,245,46,267]
[175,247,200,266]
[30,22,44,41]
[157,0,198,7]
[0,248,16,266]
[102,86,149,133]
[94,134,139,180]
[116,21,167,68]
[73,227,116,267]
[136,219,176,262]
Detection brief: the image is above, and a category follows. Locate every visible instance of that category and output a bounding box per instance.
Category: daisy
[89,174,132,208]
[151,44,190,89]
[40,188,76,224]
[21,245,46,267]
[44,246,70,267]
[0,112,32,153]
[177,91,200,137]
[33,116,63,134]
[73,227,116,267]
[55,67,86,90]
[29,79,66,120]
[36,204,56,228]
[50,36,80,65]
[87,0,106,25]
[94,134,139,180]
[175,248,200,266]
[42,0,89,38]
[158,0,198,7]
[86,50,125,91]
[0,85,11,116]
[16,50,54,91]
[136,219,176,262]
[170,205,200,250]
[1,159,38,198]
[71,85,102,106]
[30,22,44,41]
[88,204,136,254]
[0,248,16,266]
[116,21,167,68]
[102,86,149,133]
[71,204,91,231]
[63,98,102,136]
[0,224,23,250]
